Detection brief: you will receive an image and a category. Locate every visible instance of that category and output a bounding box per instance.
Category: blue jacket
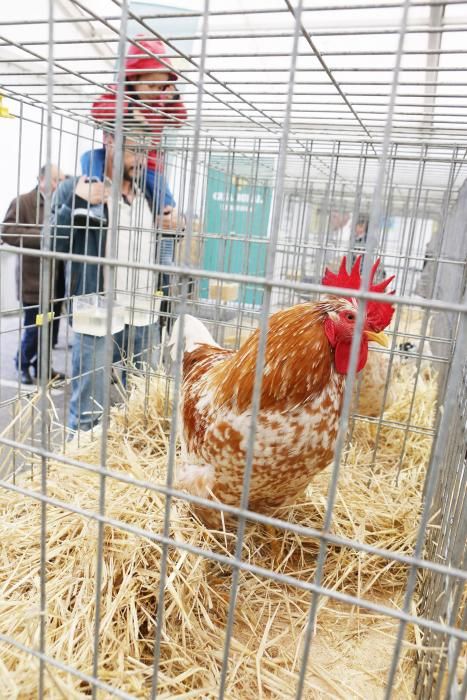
[49,176,165,299]
[81,148,175,210]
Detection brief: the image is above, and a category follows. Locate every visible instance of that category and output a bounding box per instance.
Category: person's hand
[158,206,176,231]
[157,206,185,232]
[75,177,109,205]
[162,83,178,100]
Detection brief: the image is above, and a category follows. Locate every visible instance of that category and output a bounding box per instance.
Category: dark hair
[125,81,138,96]
[38,164,47,178]
[102,112,142,136]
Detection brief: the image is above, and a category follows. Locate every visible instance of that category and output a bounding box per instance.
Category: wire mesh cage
[0,1,466,698]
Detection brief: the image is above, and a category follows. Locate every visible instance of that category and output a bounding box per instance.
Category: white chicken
[353,337,434,418]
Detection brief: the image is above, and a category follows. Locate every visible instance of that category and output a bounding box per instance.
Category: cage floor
[0,357,438,698]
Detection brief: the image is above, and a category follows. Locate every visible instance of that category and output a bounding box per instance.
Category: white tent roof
[1,1,467,196]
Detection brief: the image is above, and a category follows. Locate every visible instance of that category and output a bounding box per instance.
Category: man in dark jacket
[1,165,66,384]
[50,130,177,431]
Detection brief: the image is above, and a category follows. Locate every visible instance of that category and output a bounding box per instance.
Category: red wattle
[334,339,369,374]
[324,318,337,347]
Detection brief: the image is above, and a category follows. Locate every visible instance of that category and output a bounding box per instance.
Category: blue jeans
[17,305,39,372]
[68,323,160,431]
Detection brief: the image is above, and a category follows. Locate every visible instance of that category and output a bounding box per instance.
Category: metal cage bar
[0,1,465,698]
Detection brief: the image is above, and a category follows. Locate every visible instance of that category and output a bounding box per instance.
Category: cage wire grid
[0,0,466,698]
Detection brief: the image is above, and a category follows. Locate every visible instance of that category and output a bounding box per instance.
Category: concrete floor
[0,312,73,478]
[0,311,156,479]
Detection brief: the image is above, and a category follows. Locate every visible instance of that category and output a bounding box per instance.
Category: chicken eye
[345,312,355,321]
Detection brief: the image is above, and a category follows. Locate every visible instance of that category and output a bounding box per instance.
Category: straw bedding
[0,358,438,698]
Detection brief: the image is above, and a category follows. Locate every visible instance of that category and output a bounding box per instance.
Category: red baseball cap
[125,36,177,82]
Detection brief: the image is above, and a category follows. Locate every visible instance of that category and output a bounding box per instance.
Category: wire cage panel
[0,1,465,699]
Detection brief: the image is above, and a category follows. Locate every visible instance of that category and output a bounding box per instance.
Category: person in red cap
[82,36,187,211]
[81,37,188,326]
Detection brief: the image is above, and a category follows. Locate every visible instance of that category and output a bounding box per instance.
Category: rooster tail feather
[169,314,220,361]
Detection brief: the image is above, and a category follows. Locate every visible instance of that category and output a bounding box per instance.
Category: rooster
[169,256,395,526]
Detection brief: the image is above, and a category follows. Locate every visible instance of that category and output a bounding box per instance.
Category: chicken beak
[365,330,389,348]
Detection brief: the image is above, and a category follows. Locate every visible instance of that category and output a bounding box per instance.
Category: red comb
[322,255,364,291]
[322,255,395,331]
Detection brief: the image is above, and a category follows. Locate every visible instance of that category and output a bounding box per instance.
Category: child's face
[132,70,173,103]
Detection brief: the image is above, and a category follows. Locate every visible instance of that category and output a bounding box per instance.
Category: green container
[201,165,272,306]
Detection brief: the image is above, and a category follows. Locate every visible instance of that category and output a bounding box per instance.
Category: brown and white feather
[176,301,356,525]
